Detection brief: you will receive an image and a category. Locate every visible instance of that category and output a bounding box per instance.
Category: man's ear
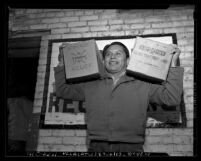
[102,58,105,65]
[126,57,130,66]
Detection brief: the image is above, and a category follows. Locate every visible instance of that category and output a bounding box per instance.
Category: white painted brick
[183,74,193,82]
[74,137,87,145]
[62,33,82,39]
[100,14,117,19]
[145,16,167,23]
[40,40,49,47]
[52,130,75,136]
[152,20,194,28]
[63,136,86,145]
[142,28,164,35]
[145,136,173,144]
[40,48,48,57]
[144,144,174,153]
[124,18,144,24]
[184,95,194,104]
[80,15,98,21]
[37,144,49,151]
[173,144,193,152]
[84,10,94,15]
[164,27,194,34]
[71,27,89,33]
[51,28,70,34]
[39,129,52,136]
[42,18,60,23]
[148,128,173,136]
[110,25,130,31]
[36,13,47,18]
[172,128,193,136]
[108,19,123,25]
[55,12,65,17]
[163,9,194,16]
[169,152,193,156]
[124,10,154,17]
[90,26,109,32]
[183,80,193,89]
[177,39,194,46]
[103,9,117,14]
[187,119,193,127]
[130,23,151,29]
[180,46,194,52]
[180,59,194,67]
[88,20,108,26]
[184,88,193,97]
[82,32,98,38]
[62,137,76,145]
[33,107,41,114]
[97,31,124,37]
[48,23,67,29]
[75,130,87,136]
[37,72,46,79]
[34,91,43,99]
[37,65,46,72]
[24,19,41,25]
[75,145,88,152]
[159,15,189,21]
[124,30,142,36]
[68,21,87,27]
[65,11,75,16]
[30,24,48,30]
[14,9,26,15]
[39,136,62,144]
[12,26,29,31]
[177,32,194,40]
[38,49,49,59]
[173,135,193,144]
[51,145,75,152]
[45,12,56,17]
[33,98,43,107]
[26,9,38,14]
[35,83,45,91]
[184,66,194,74]
[41,34,62,40]
[60,17,79,23]
[43,9,60,12]
[94,9,104,14]
[179,52,193,59]
[185,103,193,113]
[74,10,84,16]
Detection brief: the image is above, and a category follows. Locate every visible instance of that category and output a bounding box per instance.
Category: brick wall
[9,7,194,156]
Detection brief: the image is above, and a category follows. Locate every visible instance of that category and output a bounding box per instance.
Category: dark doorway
[7,36,41,101]
[7,57,38,101]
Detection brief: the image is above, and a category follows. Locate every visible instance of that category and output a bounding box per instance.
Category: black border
[39,33,187,129]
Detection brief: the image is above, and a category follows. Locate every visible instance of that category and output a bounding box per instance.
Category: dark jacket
[54,66,183,143]
[7,97,33,141]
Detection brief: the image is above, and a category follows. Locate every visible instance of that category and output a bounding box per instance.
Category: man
[7,84,33,155]
[54,41,183,152]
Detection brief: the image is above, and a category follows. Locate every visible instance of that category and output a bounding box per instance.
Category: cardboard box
[62,40,104,83]
[127,37,175,82]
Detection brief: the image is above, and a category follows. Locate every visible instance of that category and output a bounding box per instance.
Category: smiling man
[54,41,183,152]
[103,42,130,85]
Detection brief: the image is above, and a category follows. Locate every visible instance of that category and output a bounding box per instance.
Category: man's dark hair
[102,41,130,59]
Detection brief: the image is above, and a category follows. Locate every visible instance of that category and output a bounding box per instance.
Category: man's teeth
[109,61,118,65]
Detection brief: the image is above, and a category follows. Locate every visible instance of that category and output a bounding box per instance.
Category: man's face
[103,44,129,74]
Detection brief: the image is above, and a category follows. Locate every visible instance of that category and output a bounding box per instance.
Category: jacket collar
[100,70,136,83]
